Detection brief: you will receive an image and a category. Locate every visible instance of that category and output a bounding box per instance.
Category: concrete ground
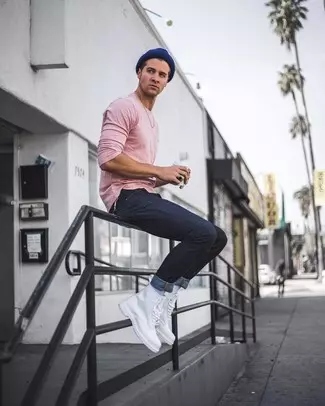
[218,277,325,406]
[2,276,324,406]
[1,324,245,406]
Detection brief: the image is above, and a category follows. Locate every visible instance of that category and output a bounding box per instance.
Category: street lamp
[143,8,173,26]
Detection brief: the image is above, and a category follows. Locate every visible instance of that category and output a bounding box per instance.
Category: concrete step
[100,341,251,406]
[1,326,252,406]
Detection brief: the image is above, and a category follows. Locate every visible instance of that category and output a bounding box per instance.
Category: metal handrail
[0,205,256,406]
[66,249,256,296]
[65,249,152,281]
[66,249,150,293]
[218,255,255,288]
[66,249,117,275]
[67,249,257,302]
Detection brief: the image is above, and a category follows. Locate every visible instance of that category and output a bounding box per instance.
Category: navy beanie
[136,48,175,82]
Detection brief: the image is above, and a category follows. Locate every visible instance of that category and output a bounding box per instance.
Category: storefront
[206,114,250,302]
[236,154,265,294]
[205,116,264,301]
[206,157,250,298]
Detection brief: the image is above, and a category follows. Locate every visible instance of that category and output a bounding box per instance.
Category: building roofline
[206,110,234,158]
[236,152,263,198]
[130,0,205,111]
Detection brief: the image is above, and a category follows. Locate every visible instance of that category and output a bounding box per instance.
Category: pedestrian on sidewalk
[275,258,286,297]
[97,48,227,353]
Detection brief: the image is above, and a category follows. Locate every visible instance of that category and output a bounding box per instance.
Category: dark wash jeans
[112,189,228,292]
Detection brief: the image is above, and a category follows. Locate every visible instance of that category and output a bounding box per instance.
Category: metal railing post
[85,213,98,405]
[169,240,179,370]
[227,265,235,343]
[171,306,179,370]
[209,260,216,345]
[251,284,257,343]
[135,276,139,293]
[240,278,247,343]
[0,362,3,406]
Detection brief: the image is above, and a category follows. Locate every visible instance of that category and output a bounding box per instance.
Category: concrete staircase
[2,327,252,406]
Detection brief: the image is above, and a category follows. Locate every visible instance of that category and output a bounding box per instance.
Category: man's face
[137,58,170,97]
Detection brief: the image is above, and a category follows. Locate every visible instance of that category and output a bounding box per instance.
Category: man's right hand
[156,165,191,186]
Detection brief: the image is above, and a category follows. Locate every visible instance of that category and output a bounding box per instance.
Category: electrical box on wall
[20,228,49,263]
[19,202,49,221]
[20,165,48,200]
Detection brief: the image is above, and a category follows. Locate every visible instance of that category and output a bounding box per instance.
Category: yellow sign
[314,170,325,206]
[264,173,276,194]
[265,194,278,228]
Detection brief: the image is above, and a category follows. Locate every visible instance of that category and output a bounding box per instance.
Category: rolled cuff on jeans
[175,277,190,289]
[150,275,174,293]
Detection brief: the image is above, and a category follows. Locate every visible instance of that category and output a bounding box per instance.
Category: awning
[235,199,265,229]
[207,158,248,201]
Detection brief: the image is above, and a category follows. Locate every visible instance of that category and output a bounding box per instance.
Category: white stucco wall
[13,131,90,343]
[0,0,207,213]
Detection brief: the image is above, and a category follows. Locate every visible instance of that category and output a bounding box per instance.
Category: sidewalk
[218,278,325,406]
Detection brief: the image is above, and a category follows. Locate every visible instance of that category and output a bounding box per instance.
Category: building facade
[236,153,265,293]
[205,117,264,302]
[0,0,262,346]
[0,0,213,344]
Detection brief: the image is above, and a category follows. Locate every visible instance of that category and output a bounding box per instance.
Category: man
[275,258,286,296]
[98,48,227,353]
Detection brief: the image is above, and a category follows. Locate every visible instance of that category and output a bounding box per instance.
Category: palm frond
[266,0,309,46]
[278,63,304,96]
[289,114,308,139]
[293,185,311,219]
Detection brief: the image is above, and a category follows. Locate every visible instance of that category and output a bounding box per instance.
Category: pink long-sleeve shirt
[97,92,159,212]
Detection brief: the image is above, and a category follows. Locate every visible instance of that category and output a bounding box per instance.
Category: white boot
[119,284,165,353]
[156,288,180,345]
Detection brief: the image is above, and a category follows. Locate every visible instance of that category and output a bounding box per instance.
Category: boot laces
[167,295,177,317]
[152,297,165,325]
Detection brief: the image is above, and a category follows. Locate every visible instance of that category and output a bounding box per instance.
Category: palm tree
[267,0,323,276]
[266,0,316,171]
[289,115,311,185]
[278,64,311,181]
[294,185,311,222]
[294,186,312,258]
[278,63,303,112]
[293,186,316,267]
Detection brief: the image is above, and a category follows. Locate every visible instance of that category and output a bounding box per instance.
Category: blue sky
[139,0,325,232]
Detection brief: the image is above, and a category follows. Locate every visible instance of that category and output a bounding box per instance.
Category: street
[259,275,325,299]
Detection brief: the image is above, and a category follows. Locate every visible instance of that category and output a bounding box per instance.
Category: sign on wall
[264,173,278,228]
[264,173,276,195]
[314,170,325,207]
[264,195,278,228]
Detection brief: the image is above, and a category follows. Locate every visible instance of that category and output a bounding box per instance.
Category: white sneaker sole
[156,327,175,346]
[119,301,161,353]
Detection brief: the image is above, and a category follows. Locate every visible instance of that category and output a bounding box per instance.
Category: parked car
[258,264,277,285]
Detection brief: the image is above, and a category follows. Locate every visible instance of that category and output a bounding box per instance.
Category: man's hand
[101,153,191,187]
[156,165,191,186]
[154,179,169,188]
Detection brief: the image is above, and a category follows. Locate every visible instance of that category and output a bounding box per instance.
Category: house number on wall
[75,166,85,179]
